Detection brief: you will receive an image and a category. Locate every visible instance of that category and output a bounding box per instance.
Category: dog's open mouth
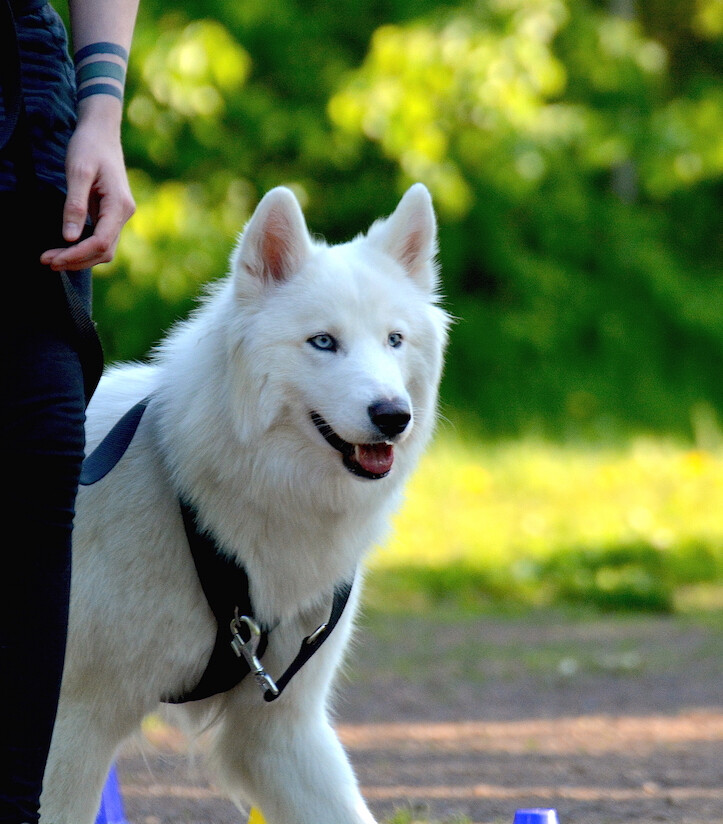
[310,412,393,480]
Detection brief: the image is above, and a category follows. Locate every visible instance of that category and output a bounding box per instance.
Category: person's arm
[40,0,140,271]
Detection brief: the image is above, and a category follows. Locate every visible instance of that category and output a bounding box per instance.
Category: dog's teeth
[354,442,394,475]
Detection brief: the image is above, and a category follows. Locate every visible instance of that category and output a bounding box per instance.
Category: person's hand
[40,95,135,271]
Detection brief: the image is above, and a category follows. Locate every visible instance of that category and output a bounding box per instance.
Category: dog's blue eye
[308,334,338,352]
[388,332,403,348]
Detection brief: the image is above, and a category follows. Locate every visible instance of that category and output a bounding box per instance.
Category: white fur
[41,184,449,824]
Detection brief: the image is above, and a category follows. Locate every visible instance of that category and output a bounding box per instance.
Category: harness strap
[163,500,267,703]
[170,500,354,704]
[80,397,355,704]
[263,578,353,703]
[79,397,150,485]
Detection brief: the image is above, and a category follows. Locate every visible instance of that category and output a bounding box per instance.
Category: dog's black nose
[368,399,411,438]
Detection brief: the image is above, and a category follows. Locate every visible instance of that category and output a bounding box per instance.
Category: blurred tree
[328,0,723,437]
[57,0,722,439]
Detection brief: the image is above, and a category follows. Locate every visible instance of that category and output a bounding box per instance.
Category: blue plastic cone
[94,765,128,824]
[513,810,560,824]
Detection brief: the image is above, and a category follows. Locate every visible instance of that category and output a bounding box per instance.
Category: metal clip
[230,613,279,697]
[306,622,327,645]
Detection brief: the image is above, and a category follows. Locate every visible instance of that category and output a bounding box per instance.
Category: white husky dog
[41,183,448,824]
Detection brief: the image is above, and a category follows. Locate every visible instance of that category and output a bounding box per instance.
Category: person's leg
[0,241,88,824]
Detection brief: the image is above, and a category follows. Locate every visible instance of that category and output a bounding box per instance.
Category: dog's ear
[368,183,438,290]
[233,187,312,286]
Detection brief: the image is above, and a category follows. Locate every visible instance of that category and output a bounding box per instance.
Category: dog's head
[226,184,449,482]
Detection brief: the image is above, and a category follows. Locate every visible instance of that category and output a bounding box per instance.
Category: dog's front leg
[39,702,121,824]
[212,703,377,824]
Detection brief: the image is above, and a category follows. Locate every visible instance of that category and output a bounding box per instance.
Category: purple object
[94,765,128,824]
[513,810,560,824]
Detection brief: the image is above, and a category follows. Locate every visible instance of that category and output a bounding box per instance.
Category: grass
[366,433,723,614]
[384,812,473,824]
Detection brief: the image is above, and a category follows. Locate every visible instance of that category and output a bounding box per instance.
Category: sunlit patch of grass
[368,435,723,613]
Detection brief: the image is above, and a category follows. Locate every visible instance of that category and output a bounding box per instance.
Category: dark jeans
[0,194,89,824]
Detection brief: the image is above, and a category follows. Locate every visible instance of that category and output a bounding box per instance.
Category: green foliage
[60,0,722,438]
[540,540,719,611]
[328,0,723,437]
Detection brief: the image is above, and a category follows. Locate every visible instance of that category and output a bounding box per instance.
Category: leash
[81,397,355,703]
[59,269,105,406]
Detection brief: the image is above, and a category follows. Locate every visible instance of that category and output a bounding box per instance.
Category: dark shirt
[0,0,76,192]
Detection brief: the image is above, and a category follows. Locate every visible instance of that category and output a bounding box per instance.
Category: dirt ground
[115,608,722,824]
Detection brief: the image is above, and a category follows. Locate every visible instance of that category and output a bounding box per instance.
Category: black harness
[80,398,354,704]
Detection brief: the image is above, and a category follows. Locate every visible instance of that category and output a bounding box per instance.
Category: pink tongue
[355,443,394,474]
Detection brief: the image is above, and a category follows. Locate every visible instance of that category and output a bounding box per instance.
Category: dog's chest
[198,489,378,624]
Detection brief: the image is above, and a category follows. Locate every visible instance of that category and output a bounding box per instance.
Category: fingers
[60,161,94,244]
[40,186,135,272]
[41,233,117,272]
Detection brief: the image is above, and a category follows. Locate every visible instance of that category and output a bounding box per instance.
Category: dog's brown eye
[308,333,338,352]
[388,332,403,348]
